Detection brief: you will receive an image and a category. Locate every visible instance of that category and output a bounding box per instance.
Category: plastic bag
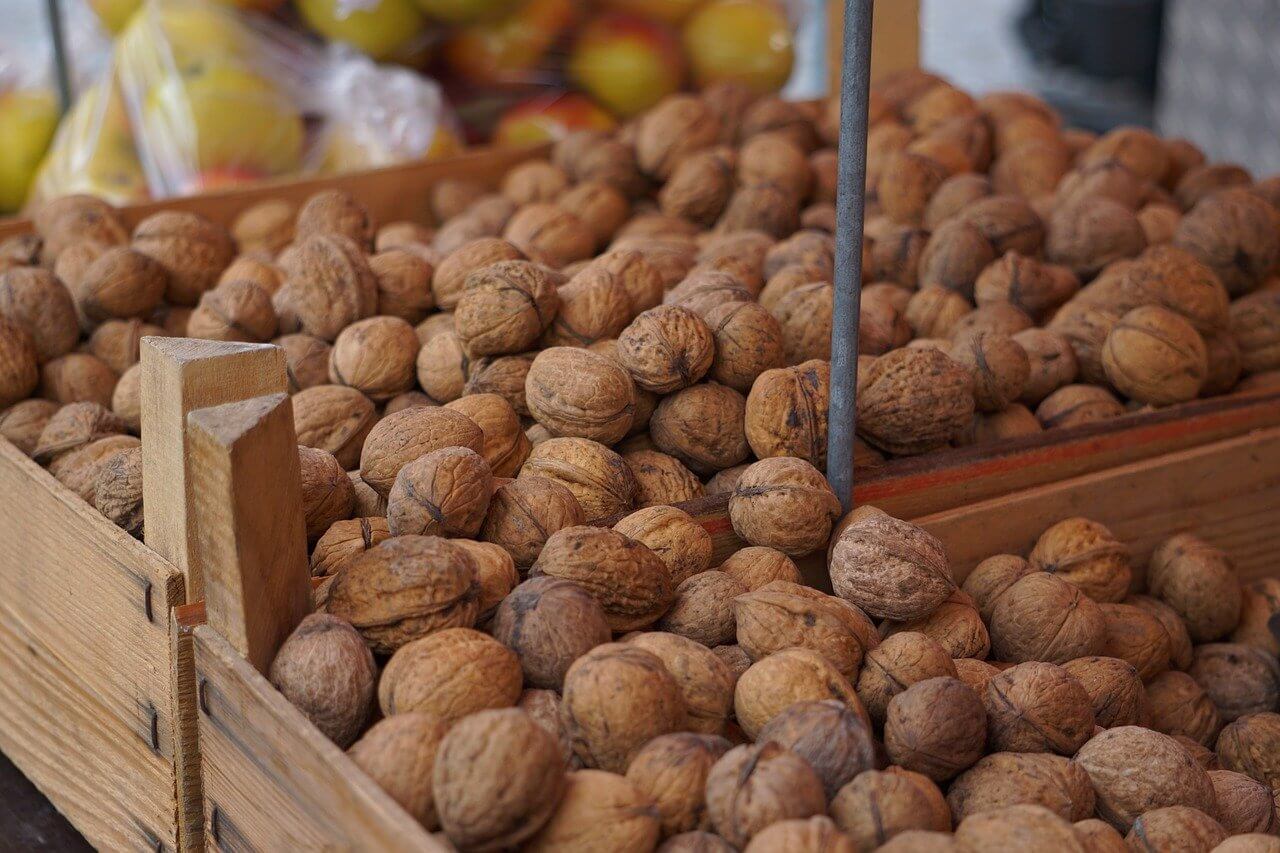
[115,0,324,196]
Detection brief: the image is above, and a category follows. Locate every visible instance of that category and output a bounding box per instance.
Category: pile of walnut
[272,505,1280,852]
[3,70,1280,542]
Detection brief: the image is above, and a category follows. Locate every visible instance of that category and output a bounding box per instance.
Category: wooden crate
[184,384,1280,849]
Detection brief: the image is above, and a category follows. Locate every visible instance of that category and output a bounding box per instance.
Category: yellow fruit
[134,2,249,72]
[683,0,795,94]
[297,0,426,61]
[0,89,59,213]
[602,0,707,25]
[568,13,685,118]
[415,0,521,24]
[30,80,148,207]
[88,0,143,33]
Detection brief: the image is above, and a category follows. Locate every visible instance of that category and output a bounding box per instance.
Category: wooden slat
[193,627,445,851]
[188,394,311,675]
[914,427,1280,584]
[0,439,185,851]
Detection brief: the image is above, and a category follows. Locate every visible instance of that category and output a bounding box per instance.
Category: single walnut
[326,316,419,402]
[1062,656,1148,729]
[1231,290,1280,375]
[983,661,1095,755]
[1201,331,1244,396]
[739,96,817,148]
[1012,329,1079,405]
[533,526,672,631]
[879,151,951,226]
[961,555,1033,621]
[503,204,594,269]
[925,174,995,231]
[443,393,529,478]
[348,713,446,830]
[857,347,976,455]
[1036,383,1126,429]
[359,405,483,498]
[131,211,235,305]
[1072,818,1127,853]
[988,572,1107,663]
[1174,188,1280,296]
[1029,517,1132,604]
[947,753,1095,822]
[1144,670,1222,746]
[525,347,636,445]
[616,306,714,394]
[558,181,630,248]
[0,267,79,361]
[34,195,128,263]
[1209,770,1278,836]
[1127,594,1195,671]
[1217,712,1280,792]
[276,235,377,342]
[885,676,986,782]
[0,398,58,455]
[1097,603,1171,680]
[734,580,870,680]
[92,446,144,537]
[734,647,864,739]
[431,238,525,311]
[1148,533,1242,643]
[954,195,1045,256]
[623,450,704,507]
[717,183,800,239]
[704,741,826,848]
[1075,726,1216,831]
[50,434,139,502]
[1047,299,1123,385]
[290,385,376,471]
[755,700,877,803]
[298,446,355,543]
[386,447,492,539]
[829,506,956,621]
[882,590,991,660]
[275,334,332,393]
[653,571,744,649]
[658,148,736,226]
[1102,305,1208,405]
[624,733,731,837]
[295,190,374,250]
[542,267,633,349]
[614,506,712,587]
[627,632,735,736]
[519,436,636,519]
[416,331,471,404]
[33,401,126,463]
[450,539,516,625]
[378,627,521,723]
[953,804,1084,851]
[310,517,390,579]
[229,199,294,255]
[991,138,1072,198]
[771,281,834,365]
[718,546,802,592]
[367,249,434,325]
[739,132,812,201]
[39,352,118,408]
[948,332,1030,412]
[88,319,165,375]
[743,359,829,467]
[588,249,664,313]
[905,287,974,340]
[648,382,750,475]
[1124,806,1227,852]
[1189,644,1280,723]
[917,221,996,299]
[729,458,841,557]
[1076,126,1169,183]
[480,476,583,570]
[525,769,660,852]
[501,161,570,207]
[830,769,952,851]
[1045,197,1148,279]
[454,260,559,357]
[856,632,958,725]
[269,614,374,748]
[492,576,610,691]
[0,317,38,409]
[634,94,721,180]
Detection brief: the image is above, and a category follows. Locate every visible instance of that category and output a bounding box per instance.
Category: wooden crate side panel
[0,440,185,850]
[194,627,445,852]
[914,428,1280,584]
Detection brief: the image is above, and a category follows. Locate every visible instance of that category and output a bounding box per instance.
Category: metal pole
[826,0,874,513]
[45,0,74,116]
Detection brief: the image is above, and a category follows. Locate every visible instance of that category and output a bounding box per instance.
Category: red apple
[568,12,685,118]
[494,92,616,146]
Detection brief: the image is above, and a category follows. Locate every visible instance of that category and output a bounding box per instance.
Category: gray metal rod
[44,0,74,116]
[826,0,874,512]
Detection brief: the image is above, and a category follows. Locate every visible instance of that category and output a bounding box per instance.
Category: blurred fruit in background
[493,91,616,145]
[443,0,575,86]
[601,0,707,26]
[684,0,795,94]
[415,0,522,25]
[88,0,286,34]
[297,0,427,62]
[569,12,685,117]
[0,88,59,212]
[148,1,251,69]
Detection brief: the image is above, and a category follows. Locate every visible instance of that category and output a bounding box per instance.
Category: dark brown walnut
[1046,196,1148,279]
[954,195,1045,256]
[918,220,996,298]
[830,769,952,850]
[1217,712,1280,790]
[882,590,991,660]
[481,475,583,569]
[295,189,374,250]
[1148,533,1242,643]
[984,661,1095,754]
[0,268,80,361]
[953,804,1085,851]
[1201,331,1244,396]
[904,287,974,340]
[1144,670,1222,746]
[1138,203,1181,246]
[560,642,686,772]
[0,398,58,456]
[624,733,731,837]
[465,351,535,415]
[455,260,559,356]
[369,249,434,324]
[949,302,1035,343]
[1072,818,1127,853]
[1036,383,1126,429]
[1174,188,1280,296]
[635,94,721,180]
[519,436,636,519]
[525,347,636,445]
[444,393,530,478]
[649,382,750,475]
[0,317,38,409]
[1030,517,1132,604]
[1086,245,1230,334]
[33,401,126,463]
[734,647,865,739]
[386,447,492,539]
[925,173,995,231]
[857,347,975,455]
[276,235,377,342]
[348,713,446,829]
[324,535,477,654]
[492,576,610,691]
[1208,770,1278,836]
[276,334,332,393]
[433,707,566,850]
[947,753,1095,822]
[1012,328,1079,405]
[358,405,484,498]
[503,204,594,269]
[185,278,276,343]
[744,359,829,467]
[974,253,1078,322]
[734,580,870,679]
[1231,290,1280,375]
[729,458,842,557]
[1102,305,1208,405]
[290,385,375,471]
[111,365,142,433]
[623,449,704,507]
[830,506,956,621]
[378,627,522,723]
[297,446,355,544]
[948,332,1030,412]
[988,572,1107,663]
[1062,656,1148,729]
[961,554,1033,621]
[33,195,128,263]
[49,435,139,502]
[627,632,735,736]
[617,306,714,394]
[1124,806,1227,852]
[524,769,660,853]
[884,676,987,782]
[501,161,570,206]
[658,146,737,228]
[1189,644,1280,723]
[431,238,525,310]
[1075,726,1216,831]
[740,133,813,200]
[757,700,878,801]
[772,281,834,364]
[614,506,712,586]
[39,352,119,408]
[718,546,802,592]
[532,526,672,632]
[131,211,235,306]
[654,572,745,649]
[704,741,826,849]
[859,295,913,357]
[1233,578,1280,656]
[87,319,165,376]
[93,447,144,538]
[310,517,390,578]
[856,631,958,725]
[268,614,374,748]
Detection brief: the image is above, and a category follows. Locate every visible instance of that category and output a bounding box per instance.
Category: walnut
[1075,726,1216,831]
[368,250,434,324]
[0,317,38,409]
[732,580,869,679]
[717,182,800,239]
[614,506,712,586]
[955,195,1045,256]
[947,753,1095,822]
[310,517,390,578]
[740,96,817,149]
[519,436,636,519]
[627,632,735,736]
[349,473,385,517]
[1124,806,1227,851]
[1029,517,1132,603]
[500,161,569,207]
[33,195,128,262]
[1126,594,1194,671]
[634,94,721,180]
[517,689,577,770]
[276,334,331,393]
[90,446,143,535]
[739,133,812,201]
[184,278,276,344]
[704,741,826,848]
[961,555,1033,622]
[1201,331,1244,396]
[742,359,828,466]
[949,302,1035,343]
[830,769,952,850]
[557,181,630,249]
[111,364,142,434]
[855,632,958,725]
[734,647,863,739]
[718,546,802,591]
[988,572,1107,663]
[52,241,106,296]
[465,351,535,415]
[885,676,986,781]
[1231,290,1280,375]
[49,434,138,501]
[298,446,355,543]
[295,189,374,250]
[981,661,1095,754]
[1072,818,1127,853]
[503,204,594,269]
[857,347,976,455]
[649,382,749,475]
[1233,578,1280,656]
[131,211,235,305]
[1047,300,1122,385]
[1138,203,1181,246]
[39,352,118,408]
[1148,533,1242,642]
[443,393,529,478]
[741,816,856,852]
[755,700,878,802]
[917,222,995,299]
[1097,603,1170,680]
[290,385,375,471]
[882,590,991,660]
[953,804,1084,850]
[0,268,79,361]
[378,627,521,723]
[866,224,929,287]
[525,347,636,445]
[358,405,483,498]
[991,139,1072,198]
[431,238,525,310]
[491,576,610,691]
[624,733,730,837]
[348,713,446,829]
[386,446,492,539]
[276,235,376,342]
[946,332,1030,413]
[664,270,751,321]
[654,571,744,649]
[658,148,736,226]
[451,540,516,625]
[33,401,126,463]
[623,449,704,507]
[0,233,41,270]
[1210,770,1278,835]
[829,506,956,621]
[1086,245,1230,334]
[1189,644,1280,723]
[904,287,974,340]
[711,645,752,683]
[480,476,583,570]
[1101,305,1208,405]
[771,281,833,365]
[1036,383,1125,429]
[415,312,454,344]
[325,536,477,654]
[729,458,841,557]
[533,526,672,631]
[879,152,951,226]
[613,306,714,396]
[1217,712,1280,790]
[587,249,664,314]
[453,260,559,357]
[1011,329,1079,405]
[86,319,163,376]
[269,614,374,747]
[1174,188,1280,295]
[0,398,58,455]
[524,769,660,853]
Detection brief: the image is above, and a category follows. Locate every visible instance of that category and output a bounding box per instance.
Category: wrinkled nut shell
[268,614,374,748]
[491,576,611,691]
[703,741,827,848]
[729,457,842,557]
[829,506,956,621]
[1075,726,1217,831]
[378,627,522,724]
[532,526,673,632]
